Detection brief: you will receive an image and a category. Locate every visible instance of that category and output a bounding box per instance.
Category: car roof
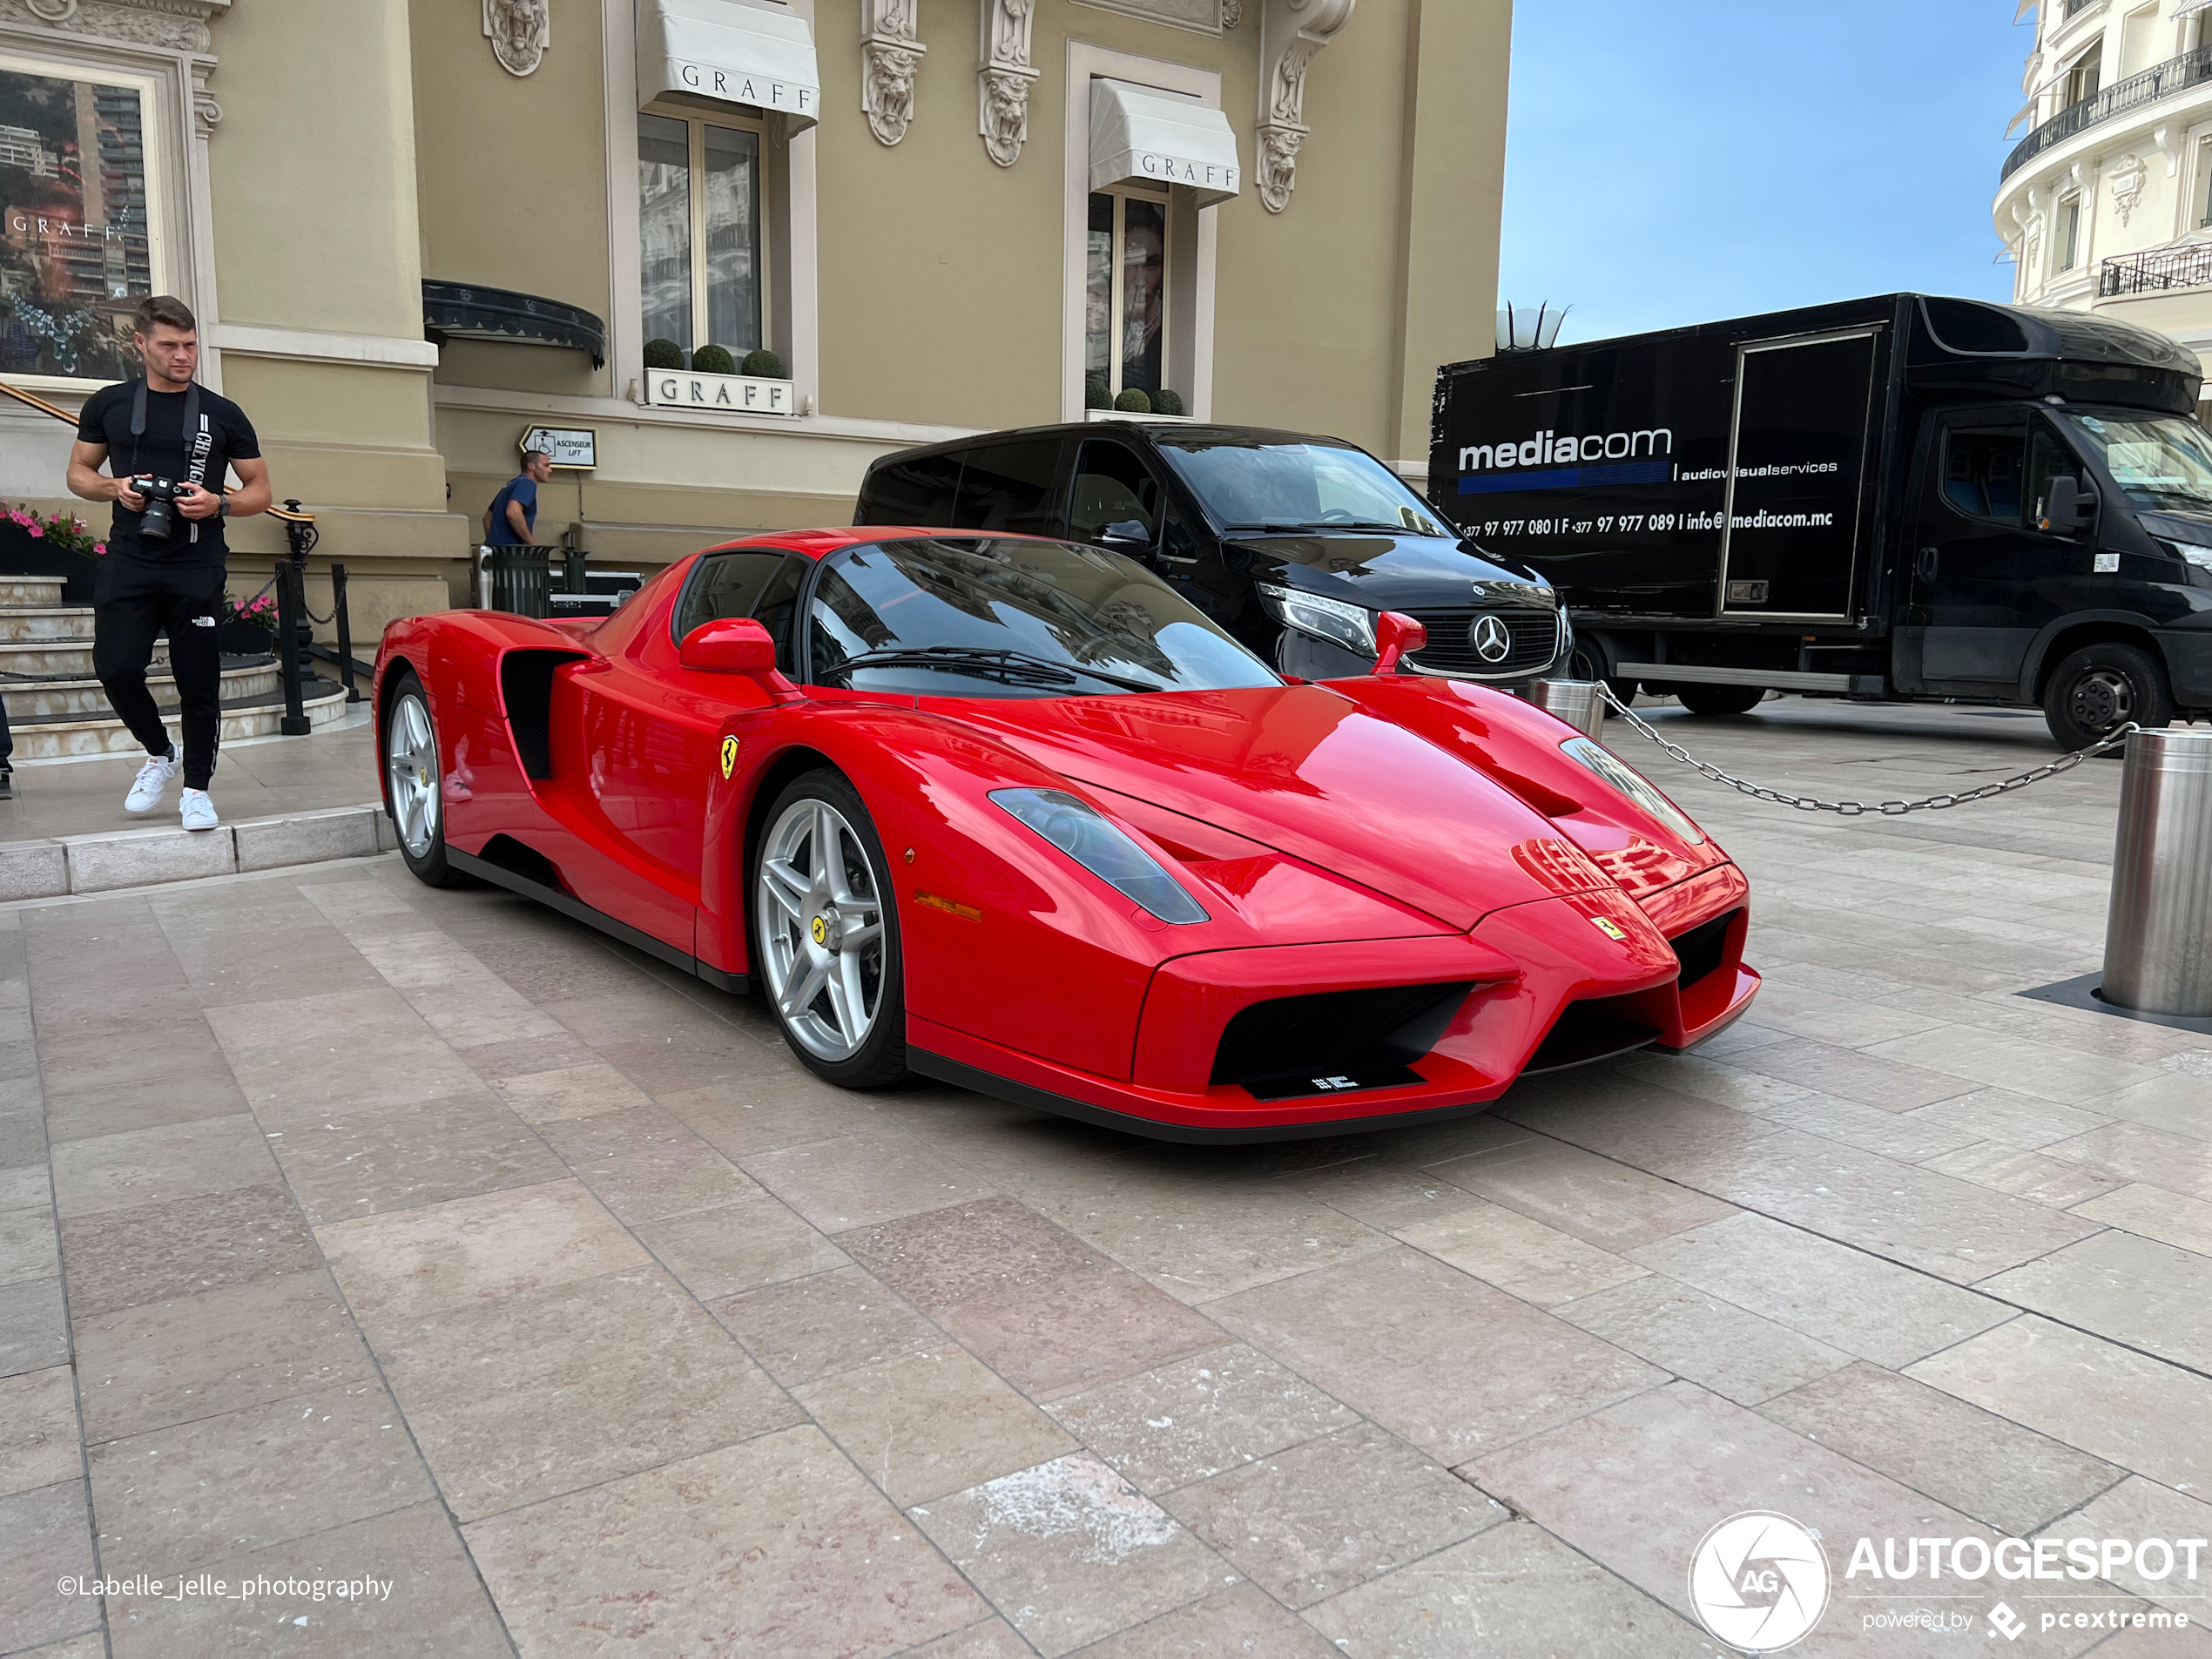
[865,421,1361,468]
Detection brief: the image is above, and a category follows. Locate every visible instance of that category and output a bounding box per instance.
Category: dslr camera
[130,475,184,543]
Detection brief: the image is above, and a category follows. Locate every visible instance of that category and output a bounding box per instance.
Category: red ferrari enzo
[374,528,1757,1141]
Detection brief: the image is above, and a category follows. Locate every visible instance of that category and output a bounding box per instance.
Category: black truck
[1427,293,2212,747]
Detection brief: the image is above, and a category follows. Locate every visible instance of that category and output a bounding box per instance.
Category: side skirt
[445,846,748,996]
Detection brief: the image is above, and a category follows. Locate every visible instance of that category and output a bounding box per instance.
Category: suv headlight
[1255,583,1377,656]
[1559,736,1706,846]
[2156,536,2212,571]
[989,788,1210,925]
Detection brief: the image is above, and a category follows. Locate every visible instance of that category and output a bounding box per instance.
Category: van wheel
[1676,684,1766,717]
[1566,636,1637,706]
[2041,643,2173,752]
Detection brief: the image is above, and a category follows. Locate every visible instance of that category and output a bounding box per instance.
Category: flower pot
[218,620,277,655]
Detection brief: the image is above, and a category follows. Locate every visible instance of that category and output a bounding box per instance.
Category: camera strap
[127,376,212,544]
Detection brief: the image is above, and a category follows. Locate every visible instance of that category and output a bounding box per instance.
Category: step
[3,659,281,721]
[12,680,352,761]
[0,802,397,901]
[0,639,168,678]
[0,607,97,644]
[0,577,68,607]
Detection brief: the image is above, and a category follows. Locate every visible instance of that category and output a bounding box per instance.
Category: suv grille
[1404,607,1561,679]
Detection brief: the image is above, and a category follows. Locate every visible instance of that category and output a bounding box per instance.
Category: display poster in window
[0,64,152,382]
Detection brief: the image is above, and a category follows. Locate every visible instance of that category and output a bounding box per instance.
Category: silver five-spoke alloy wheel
[386,689,440,860]
[756,798,887,1062]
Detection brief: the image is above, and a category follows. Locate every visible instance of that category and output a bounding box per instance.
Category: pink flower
[25,525,41,538]
[93,543,106,555]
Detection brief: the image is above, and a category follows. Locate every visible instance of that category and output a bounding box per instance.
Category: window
[637,110,762,364]
[2027,416,2089,525]
[1069,441,1161,547]
[1156,436,1448,535]
[2199,137,2212,227]
[1086,187,1169,404]
[2058,196,2082,270]
[0,58,156,382]
[953,440,1065,536]
[673,550,793,639]
[1940,428,2027,523]
[860,451,963,525]
[2063,50,2102,108]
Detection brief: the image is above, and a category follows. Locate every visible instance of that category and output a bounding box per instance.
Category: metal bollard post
[2101,728,2212,1017]
[1529,679,1607,743]
[331,563,359,702]
[273,560,311,736]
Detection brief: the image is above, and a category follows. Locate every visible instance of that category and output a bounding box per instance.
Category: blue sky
[1499,1,2030,345]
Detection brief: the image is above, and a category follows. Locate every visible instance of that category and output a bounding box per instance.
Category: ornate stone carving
[0,0,219,51]
[861,0,925,146]
[1256,0,1355,212]
[482,0,549,78]
[26,0,81,23]
[1224,0,1242,24]
[2108,152,2147,226]
[1070,0,1221,30]
[979,0,1038,168]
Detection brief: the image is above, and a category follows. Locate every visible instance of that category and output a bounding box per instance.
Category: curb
[0,802,394,900]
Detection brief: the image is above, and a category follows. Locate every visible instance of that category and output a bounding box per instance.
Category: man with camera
[67,295,271,830]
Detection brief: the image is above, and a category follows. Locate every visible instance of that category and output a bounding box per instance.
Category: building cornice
[0,0,229,52]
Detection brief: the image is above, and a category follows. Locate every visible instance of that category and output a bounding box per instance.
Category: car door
[1067,438,1164,559]
[1910,412,2070,691]
[952,438,1068,535]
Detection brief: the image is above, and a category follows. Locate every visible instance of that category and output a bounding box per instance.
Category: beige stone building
[0,0,1507,639]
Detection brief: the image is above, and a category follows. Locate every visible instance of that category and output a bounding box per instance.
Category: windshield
[2063,412,2212,512]
[1157,437,1448,536]
[807,536,1279,698]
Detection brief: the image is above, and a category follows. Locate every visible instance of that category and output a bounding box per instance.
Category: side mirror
[679,617,800,702]
[1101,519,1153,549]
[1372,610,1428,676]
[2038,475,2098,536]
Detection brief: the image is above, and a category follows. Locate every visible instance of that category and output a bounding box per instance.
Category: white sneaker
[179,788,219,833]
[125,748,179,814]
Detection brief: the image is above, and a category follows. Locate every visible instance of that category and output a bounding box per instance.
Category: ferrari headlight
[1255,583,1377,656]
[990,788,1210,925]
[1559,737,1707,846]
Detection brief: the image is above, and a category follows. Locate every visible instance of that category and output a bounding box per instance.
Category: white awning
[1089,80,1241,208]
[2175,0,2212,18]
[637,0,819,131]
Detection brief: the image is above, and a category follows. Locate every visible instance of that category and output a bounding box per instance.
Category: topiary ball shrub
[691,343,737,374]
[741,347,787,379]
[1085,374,1113,411]
[1152,389,1186,416]
[643,338,685,369]
[1114,388,1152,414]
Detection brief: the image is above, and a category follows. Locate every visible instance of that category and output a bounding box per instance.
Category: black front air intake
[1668,908,1738,992]
[1212,982,1474,1102]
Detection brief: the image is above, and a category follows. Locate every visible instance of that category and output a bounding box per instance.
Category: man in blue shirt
[485,440,553,546]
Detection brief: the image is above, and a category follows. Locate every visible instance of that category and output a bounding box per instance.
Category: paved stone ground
[4,697,2212,1657]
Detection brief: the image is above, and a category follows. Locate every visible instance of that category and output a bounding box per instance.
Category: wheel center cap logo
[1688,1512,1830,1651]
[1470,614,1511,663]
[810,915,828,947]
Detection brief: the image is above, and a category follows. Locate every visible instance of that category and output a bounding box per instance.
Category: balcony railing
[2098,242,2212,299]
[2004,43,2212,181]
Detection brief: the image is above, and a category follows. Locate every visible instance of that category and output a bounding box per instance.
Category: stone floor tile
[1722,1034,1981,1111]
[0,1106,46,1170]
[2088,1074,2212,1145]
[2038,1478,2212,1615]
[655,1073,886,1160]
[1281,1157,1495,1231]
[49,1114,280,1220]
[1071,1581,1344,1657]
[1758,1360,2123,1534]
[316,1178,645,1328]
[89,1378,431,1576]
[73,1271,374,1445]
[1300,1519,1713,1658]
[489,1060,657,1125]
[944,1262,1230,1405]
[456,1028,603,1082]
[0,1275,69,1379]
[1615,1049,1815,1112]
[40,1066,251,1147]
[58,1184,319,1318]
[272,1092,564,1225]
[1496,1078,1781,1178]
[1205,1247,1666,1463]
[465,933,663,1004]
[0,1366,80,1497]
[1428,1131,1739,1252]
[0,1203,57,1287]
[1045,1343,1361,1496]
[1554,1274,1852,1406]
[462,1426,984,1654]
[1907,1315,2212,1494]
[1865,1025,2168,1106]
[0,1480,98,1651]
[841,1196,1120,1312]
[1729,981,1952,1048]
[1921,1140,2132,1209]
[797,1345,1077,1506]
[1900,1088,2114,1152]
[633,1190,851,1300]
[2043,1122,2212,1202]
[2069,1184,2212,1257]
[900,1617,1039,1658]
[106,1501,509,1658]
[1762,1090,1989,1163]
[1394,1198,1649,1306]
[709,1264,944,1387]
[536,1103,761,1224]
[740,1130,996,1233]
[374,1263,801,1521]
[205,987,489,1123]
[912,1453,1229,1658]
[1977,1230,2212,1371]
[0,1163,49,1214]
[1624,1212,2013,1366]
[1161,1422,1502,1608]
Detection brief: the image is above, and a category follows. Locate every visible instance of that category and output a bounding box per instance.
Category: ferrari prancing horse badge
[719,736,739,779]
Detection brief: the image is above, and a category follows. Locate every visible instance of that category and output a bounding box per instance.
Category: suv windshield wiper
[828,646,1161,695]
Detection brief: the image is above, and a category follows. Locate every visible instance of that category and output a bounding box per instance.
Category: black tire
[1566,634,1637,706]
[1676,683,1767,717]
[752,768,909,1089]
[2041,642,2174,752]
[382,669,475,888]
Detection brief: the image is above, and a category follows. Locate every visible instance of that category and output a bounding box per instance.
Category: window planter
[642,368,799,416]
[1085,408,1197,424]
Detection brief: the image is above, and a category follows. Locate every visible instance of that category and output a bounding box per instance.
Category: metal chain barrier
[1592,685,2138,816]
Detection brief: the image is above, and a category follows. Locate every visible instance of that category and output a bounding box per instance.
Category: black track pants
[93,558,226,790]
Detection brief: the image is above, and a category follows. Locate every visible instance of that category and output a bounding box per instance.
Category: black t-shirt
[77,379,261,565]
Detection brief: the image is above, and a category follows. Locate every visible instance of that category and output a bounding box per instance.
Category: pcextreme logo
[1689,1512,1831,1651]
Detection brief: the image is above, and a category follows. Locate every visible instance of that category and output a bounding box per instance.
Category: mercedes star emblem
[1470,614,1512,663]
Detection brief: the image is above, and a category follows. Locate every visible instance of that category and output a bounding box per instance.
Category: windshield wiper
[829,647,1160,695]
[1216,522,1312,535]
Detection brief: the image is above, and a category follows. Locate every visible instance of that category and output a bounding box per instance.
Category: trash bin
[2101,727,2212,1018]
[486,544,553,619]
[1529,679,1606,743]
